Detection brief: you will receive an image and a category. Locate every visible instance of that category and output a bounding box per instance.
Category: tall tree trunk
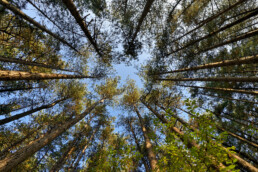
[0,0,78,52]
[0,56,81,74]
[157,77,258,83]
[0,99,102,171]
[134,105,158,171]
[0,70,98,81]
[0,98,68,125]
[50,136,79,172]
[170,0,247,44]
[169,8,258,54]
[141,100,257,172]
[177,84,258,95]
[151,55,258,75]
[128,119,150,172]
[0,86,46,93]
[129,0,155,45]
[61,0,102,57]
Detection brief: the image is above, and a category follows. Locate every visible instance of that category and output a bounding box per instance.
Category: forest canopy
[0,0,257,171]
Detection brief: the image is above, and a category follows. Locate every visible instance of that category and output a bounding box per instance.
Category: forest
[0,0,257,171]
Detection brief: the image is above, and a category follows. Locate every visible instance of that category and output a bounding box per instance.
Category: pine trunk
[0,86,46,93]
[0,98,67,125]
[134,105,158,171]
[157,77,258,83]
[0,70,97,81]
[0,99,102,171]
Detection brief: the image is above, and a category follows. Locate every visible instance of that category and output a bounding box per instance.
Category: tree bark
[0,99,102,171]
[151,55,258,75]
[0,56,81,74]
[134,105,158,171]
[177,84,258,95]
[0,70,98,81]
[0,86,46,93]
[157,77,258,83]
[61,0,102,57]
[0,98,67,125]
[0,0,78,52]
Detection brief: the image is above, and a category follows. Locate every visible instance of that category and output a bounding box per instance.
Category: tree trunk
[129,0,155,44]
[170,8,258,54]
[0,56,81,74]
[157,77,258,83]
[0,0,78,52]
[0,98,67,125]
[141,100,257,172]
[0,99,102,171]
[177,84,258,95]
[0,70,98,81]
[128,119,150,172]
[134,105,158,171]
[170,0,247,44]
[50,136,78,172]
[0,86,46,93]
[152,55,258,75]
[61,0,102,57]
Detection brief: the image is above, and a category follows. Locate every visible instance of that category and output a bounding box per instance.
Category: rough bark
[0,98,67,125]
[0,99,102,171]
[134,105,158,171]
[0,70,98,81]
[61,0,102,57]
[177,84,258,95]
[0,0,78,52]
[157,77,258,83]
[0,56,81,74]
[151,55,258,75]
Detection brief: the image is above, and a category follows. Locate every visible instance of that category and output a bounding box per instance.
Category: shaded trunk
[157,77,258,83]
[0,70,98,81]
[177,84,258,95]
[0,86,46,93]
[152,55,258,75]
[134,105,158,171]
[129,0,155,45]
[61,0,102,57]
[0,0,78,52]
[0,98,67,125]
[0,56,81,74]
[0,99,102,171]
[170,0,247,44]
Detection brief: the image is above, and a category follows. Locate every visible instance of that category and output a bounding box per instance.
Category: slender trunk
[61,0,102,57]
[141,100,257,172]
[151,55,258,75]
[198,28,258,54]
[177,84,258,95]
[0,86,46,93]
[0,99,102,171]
[50,136,79,172]
[170,8,258,54]
[129,0,155,45]
[0,98,67,125]
[170,0,247,44]
[134,105,158,171]
[200,93,257,104]
[166,0,182,22]
[0,70,98,81]
[128,120,150,172]
[157,77,258,83]
[222,113,258,128]
[0,56,81,74]
[0,0,78,52]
